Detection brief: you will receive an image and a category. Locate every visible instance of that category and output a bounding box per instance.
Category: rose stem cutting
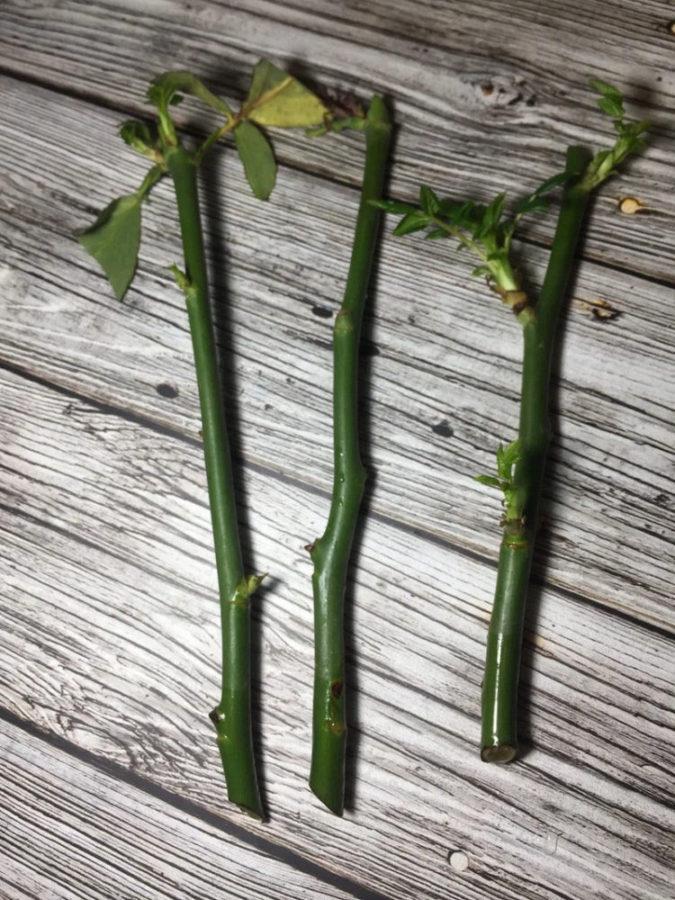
[376,79,648,762]
[78,63,329,817]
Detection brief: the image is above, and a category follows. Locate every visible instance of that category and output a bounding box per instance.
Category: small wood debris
[618,196,646,215]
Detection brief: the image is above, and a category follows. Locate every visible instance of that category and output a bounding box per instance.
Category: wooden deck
[1,1,673,897]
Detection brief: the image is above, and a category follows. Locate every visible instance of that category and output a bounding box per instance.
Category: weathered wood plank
[0,0,672,281]
[0,77,672,628]
[2,364,673,900]
[0,717,356,900]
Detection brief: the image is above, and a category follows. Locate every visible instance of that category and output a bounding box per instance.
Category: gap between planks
[0,0,672,283]
[3,362,668,897]
[1,354,671,647]
[0,59,657,292]
[0,711,380,900]
[1,75,672,630]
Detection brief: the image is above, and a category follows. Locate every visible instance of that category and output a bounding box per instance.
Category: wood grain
[0,76,672,629]
[0,0,672,281]
[2,364,673,899]
[0,717,356,900]
[1,4,674,897]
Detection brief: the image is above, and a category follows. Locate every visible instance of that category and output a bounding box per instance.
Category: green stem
[167,144,263,817]
[481,146,592,762]
[309,97,392,814]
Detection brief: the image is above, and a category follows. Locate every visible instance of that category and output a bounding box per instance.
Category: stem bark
[309,98,392,813]
[481,147,592,762]
[167,145,263,817]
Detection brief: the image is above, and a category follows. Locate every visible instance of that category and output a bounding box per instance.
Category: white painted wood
[0,717,354,900]
[1,365,673,899]
[0,3,673,897]
[0,0,672,279]
[0,77,672,628]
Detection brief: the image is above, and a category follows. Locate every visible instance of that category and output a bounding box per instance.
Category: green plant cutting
[78,62,329,819]
[376,80,649,763]
[305,96,393,815]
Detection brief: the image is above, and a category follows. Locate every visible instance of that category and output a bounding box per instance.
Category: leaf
[393,210,430,236]
[147,70,232,117]
[513,194,549,217]
[481,192,506,232]
[496,440,520,480]
[79,193,142,300]
[533,170,569,197]
[437,198,479,230]
[598,95,624,120]
[436,198,459,217]
[453,200,483,230]
[513,170,570,219]
[425,227,450,240]
[470,265,491,279]
[475,474,502,489]
[243,59,328,127]
[590,79,623,101]
[234,120,277,200]
[119,120,156,158]
[419,185,440,216]
[371,199,418,215]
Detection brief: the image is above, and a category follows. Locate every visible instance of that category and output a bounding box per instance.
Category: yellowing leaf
[79,193,142,300]
[243,59,328,128]
[234,120,277,200]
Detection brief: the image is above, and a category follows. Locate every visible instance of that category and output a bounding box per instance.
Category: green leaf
[598,95,624,119]
[243,59,328,127]
[513,194,549,217]
[425,227,449,239]
[393,210,430,236]
[119,120,157,158]
[512,170,569,220]
[475,474,502,489]
[234,120,277,200]
[446,199,481,229]
[471,265,491,279]
[419,185,440,216]
[496,440,520,480]
[371,199,418,215]
[590,79,623,101]
[147,70,232,117]
[482,192,506,232]
[534,171,569,196]
[79,193,142,300]
[436,198,458,217]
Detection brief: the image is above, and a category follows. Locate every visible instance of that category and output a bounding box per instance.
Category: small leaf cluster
[581,80,649,190]
[119,120,163,163]
[79,61,328,300]
[375,172,567,294]
[475,440,521,513]
[149,61,328,198]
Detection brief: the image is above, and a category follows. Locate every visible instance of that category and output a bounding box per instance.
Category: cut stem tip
[310,780,345,817]
[481,744,518,764]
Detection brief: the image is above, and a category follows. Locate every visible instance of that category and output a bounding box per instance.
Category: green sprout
[377,79,649,764]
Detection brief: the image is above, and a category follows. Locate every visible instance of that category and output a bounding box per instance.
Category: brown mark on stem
[209,706,225,727]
